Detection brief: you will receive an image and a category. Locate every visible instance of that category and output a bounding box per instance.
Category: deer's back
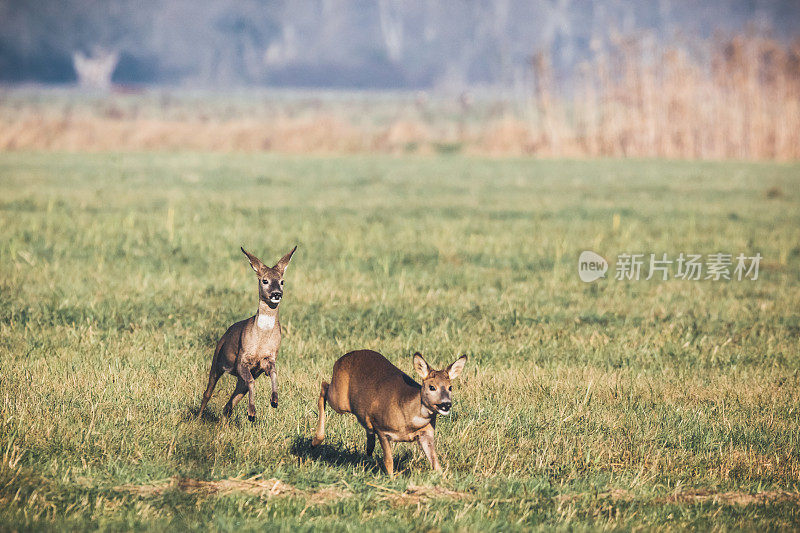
[328,350,418,427]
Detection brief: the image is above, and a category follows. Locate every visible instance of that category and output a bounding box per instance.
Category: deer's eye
[428,385,436,391]
[448,386,452,391]
[262,279,268,284]
[280,280,284,285]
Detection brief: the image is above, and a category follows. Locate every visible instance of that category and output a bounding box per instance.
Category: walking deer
[198,246,296,422]
[311,350,467,476]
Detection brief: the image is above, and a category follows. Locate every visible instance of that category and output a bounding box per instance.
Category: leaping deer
[199,246,296,422]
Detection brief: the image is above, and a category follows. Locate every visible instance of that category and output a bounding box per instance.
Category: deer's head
[241,246,297,309]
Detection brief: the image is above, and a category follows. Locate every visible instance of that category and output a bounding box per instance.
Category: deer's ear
[447,355,467,380]
[413,352,430,380]
[275,245,297,275]
[241,247,266,276]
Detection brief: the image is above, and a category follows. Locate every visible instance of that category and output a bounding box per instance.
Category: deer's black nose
[270,291,282,300]
[439,402,452,411]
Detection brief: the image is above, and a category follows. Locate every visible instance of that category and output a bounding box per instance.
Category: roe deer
[198,246,296,422]
[311,350,467,476]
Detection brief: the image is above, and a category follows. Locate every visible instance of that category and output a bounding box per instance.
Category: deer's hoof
[271,394,278,408]
[247,414,255,423]
[311,436,323,447]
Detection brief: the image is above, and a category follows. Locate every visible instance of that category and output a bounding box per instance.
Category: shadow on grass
[182,406,248,427]
[290,436,415,475]
[184,404,283,428]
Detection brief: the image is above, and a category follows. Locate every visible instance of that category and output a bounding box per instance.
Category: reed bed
[531,33,800,160]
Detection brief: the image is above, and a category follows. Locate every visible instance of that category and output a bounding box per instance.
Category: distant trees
[0,0,795,88]
[378,0,404,62]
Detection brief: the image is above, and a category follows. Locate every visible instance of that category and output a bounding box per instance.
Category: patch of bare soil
[664,489,800,506]
[556,489,634,504]
[114,475,351,503]
[556,488,800,507]
[369,482,472,506]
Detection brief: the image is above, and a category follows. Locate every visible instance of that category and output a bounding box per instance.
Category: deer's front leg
[418,426,441,472]
[269,363,278,408]
[261,358,278,408]
[237,362,257,422]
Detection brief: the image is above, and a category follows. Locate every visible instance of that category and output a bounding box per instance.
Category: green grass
[1,152,799,531]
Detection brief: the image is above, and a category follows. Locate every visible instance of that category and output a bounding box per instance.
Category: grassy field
[1,152,799,531]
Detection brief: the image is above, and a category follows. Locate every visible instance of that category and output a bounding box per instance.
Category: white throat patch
[411,414,430,427]
[257,314,275,330]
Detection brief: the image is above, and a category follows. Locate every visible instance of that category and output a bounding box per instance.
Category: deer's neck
[256,300,279,330]
[407,394,435,429]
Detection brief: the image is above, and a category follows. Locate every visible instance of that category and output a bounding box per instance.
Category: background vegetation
[1,152,798,530]
[3,39,800,163]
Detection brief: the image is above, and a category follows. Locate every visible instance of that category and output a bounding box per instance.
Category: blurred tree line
[0,0,797,88]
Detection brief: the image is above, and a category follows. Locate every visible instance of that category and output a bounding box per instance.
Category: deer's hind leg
[377,432,394,477]
[366,431,375,456]
[199,341,225,418]
[199,366,223,418]
[311,381,329,447]
[222,377,248,419]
